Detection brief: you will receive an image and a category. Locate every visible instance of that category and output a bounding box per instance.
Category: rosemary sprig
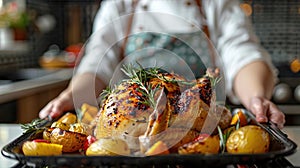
[121,63,159,108]
[99,86,112,104]
[218,125,235,153]
[121,63,160,82]
[205,67,222,87]
[210,76,222,87]
[145,85,160,108]
[122,62,194,85]
[20,118,45,134]
[100,87,112,99]
[217,126,225,153]
[108,62,198,108]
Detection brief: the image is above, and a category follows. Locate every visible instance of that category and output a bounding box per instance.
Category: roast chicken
[94,65,231,152]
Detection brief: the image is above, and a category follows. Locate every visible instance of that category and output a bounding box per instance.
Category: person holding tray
[39,0,285,129]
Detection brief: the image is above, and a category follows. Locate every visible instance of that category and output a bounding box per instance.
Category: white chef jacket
[76,0,277,102]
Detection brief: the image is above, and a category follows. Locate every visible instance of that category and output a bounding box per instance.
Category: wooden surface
[16,81,68,123]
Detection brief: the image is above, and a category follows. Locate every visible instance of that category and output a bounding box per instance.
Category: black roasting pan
[1,110,297,168]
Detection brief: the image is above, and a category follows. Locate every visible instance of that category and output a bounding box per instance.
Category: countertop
[0,124,299,167]
[0,68,73,104]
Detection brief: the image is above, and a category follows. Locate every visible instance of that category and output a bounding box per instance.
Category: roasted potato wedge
[86,138,130,156]
[22,141,62,156]
[42,128,54,141]
[69,122,92,135]
[51,121,70,130]
[57,112,77,124]
[145,141,169,156]
[50,127,87,153]
[80,103,98,124]
[178,134,220,154]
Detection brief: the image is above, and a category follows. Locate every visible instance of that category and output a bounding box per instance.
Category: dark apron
[123,31,210,79]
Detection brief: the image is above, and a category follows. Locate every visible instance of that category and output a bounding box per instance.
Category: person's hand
[39,90,74,119]
[248,97,285,129]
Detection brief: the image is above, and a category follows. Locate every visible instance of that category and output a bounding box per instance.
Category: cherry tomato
[193,133,210,142]
[83,135,97,151]
[32,139,50,143]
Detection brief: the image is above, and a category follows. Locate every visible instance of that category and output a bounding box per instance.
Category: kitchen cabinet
[0,68,72,124]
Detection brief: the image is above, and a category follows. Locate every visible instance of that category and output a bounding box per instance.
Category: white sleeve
[75,0,131,84]
[204,0,278,101]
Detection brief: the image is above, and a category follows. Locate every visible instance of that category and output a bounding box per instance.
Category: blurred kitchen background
[0,0,100,123]
[0,0,299,125]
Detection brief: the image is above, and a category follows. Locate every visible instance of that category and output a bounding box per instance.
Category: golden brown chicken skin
[95,68,230,153]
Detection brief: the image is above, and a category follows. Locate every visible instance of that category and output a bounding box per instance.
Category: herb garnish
[121,63,160,108]
[100,62,206,108]
[205,67,222,87]
[100,87,112,101]
[20,118,45,134]
[218,126,230,153]
[218,119,240,153]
